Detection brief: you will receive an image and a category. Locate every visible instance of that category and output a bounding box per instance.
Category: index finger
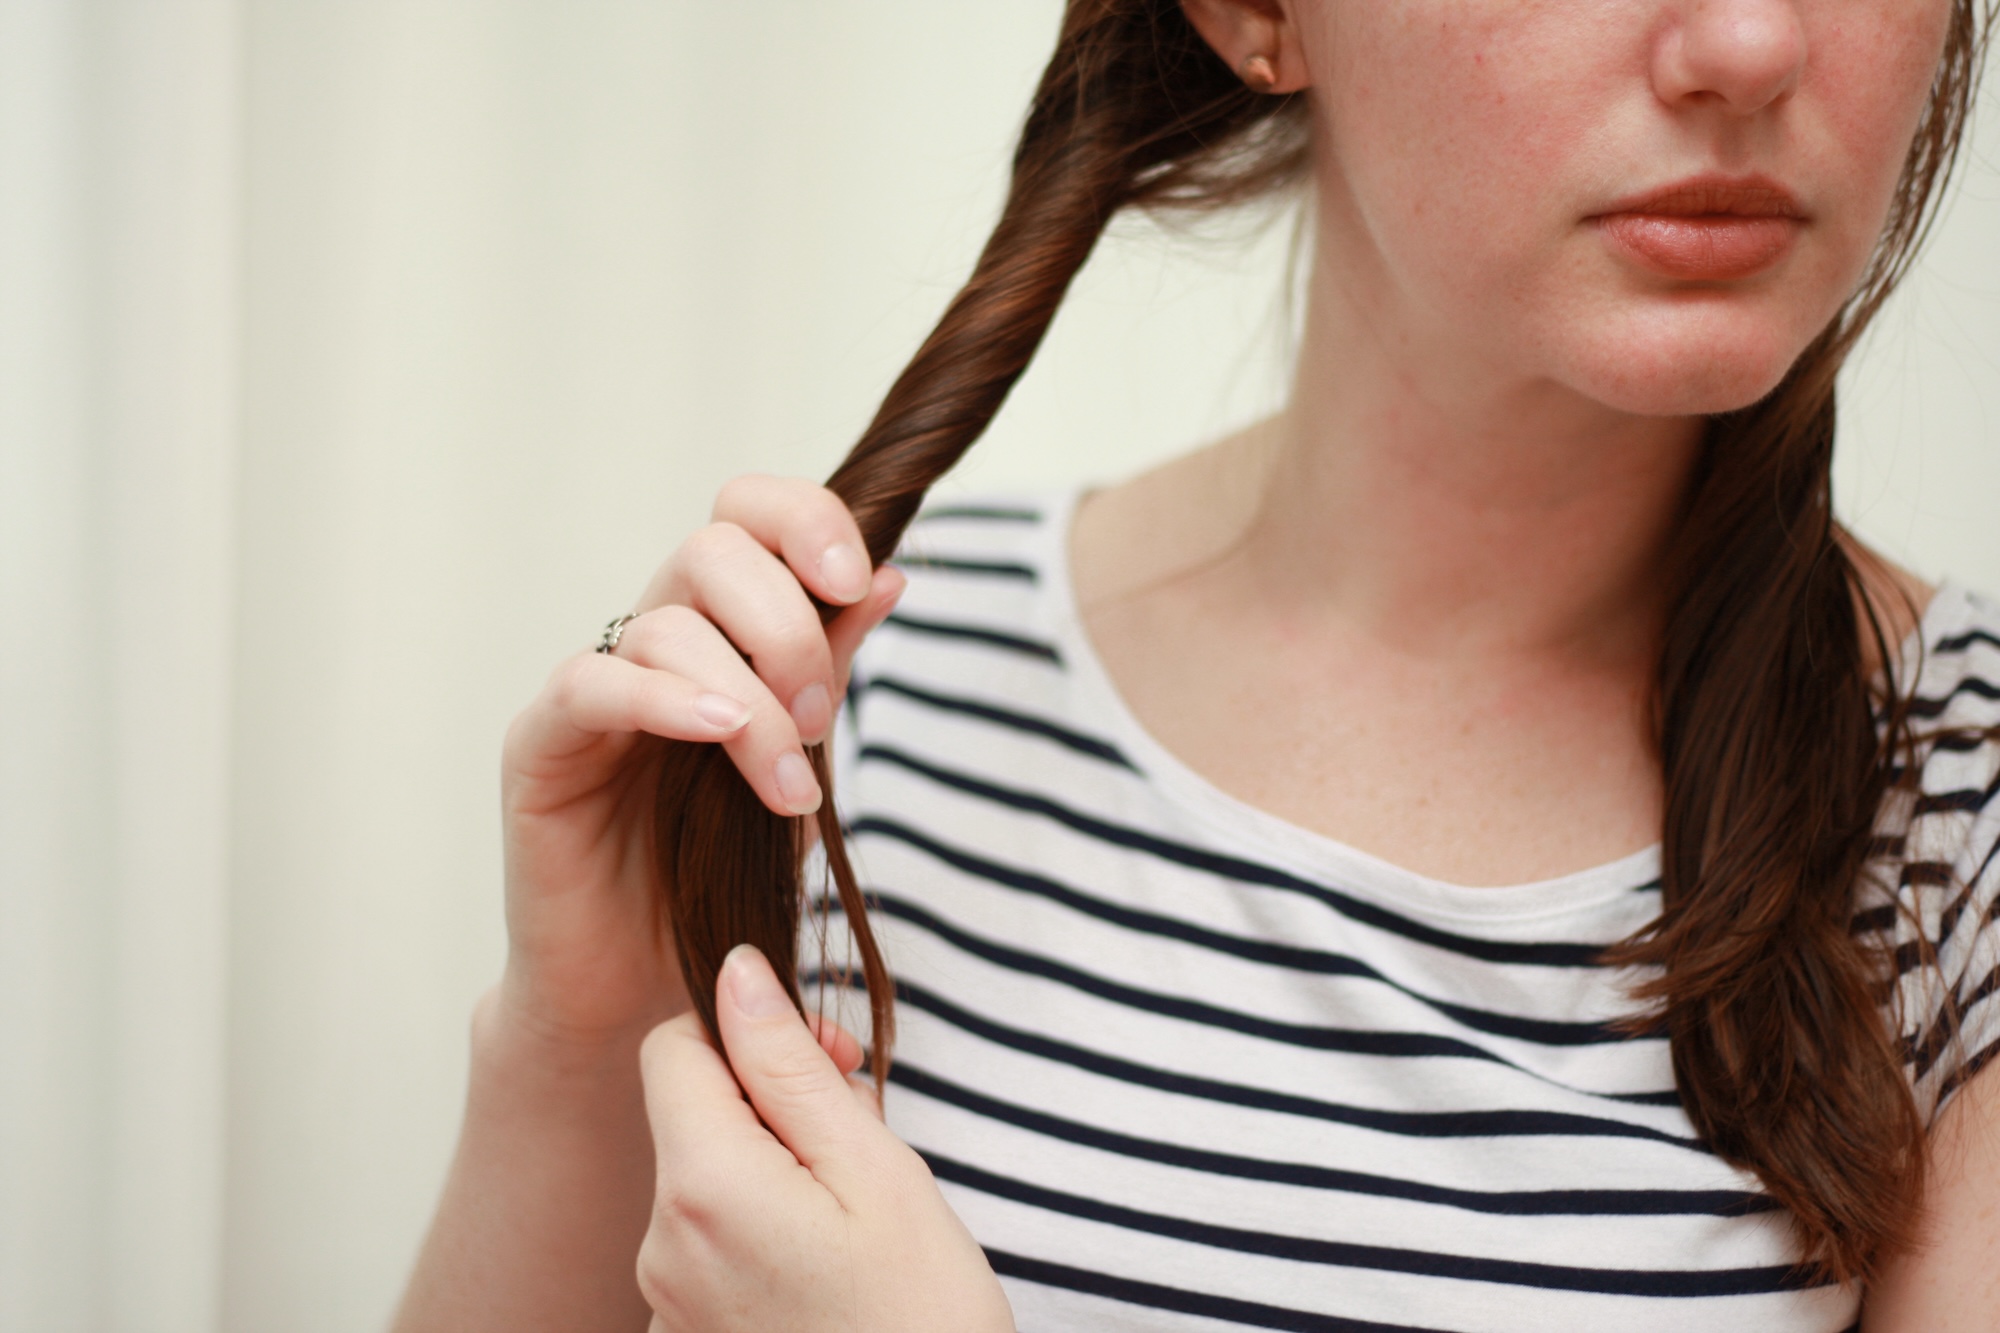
[710,474,874,609]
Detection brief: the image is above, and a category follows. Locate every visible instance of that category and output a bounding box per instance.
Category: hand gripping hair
[651,0,1992,1286]
[649,0,1308,1105]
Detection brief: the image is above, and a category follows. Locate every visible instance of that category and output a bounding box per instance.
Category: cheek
[1312,7,1624,312]
[1807,2,1954,268]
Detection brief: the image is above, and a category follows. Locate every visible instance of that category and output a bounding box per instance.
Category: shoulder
[1903,585,2000,733]
[834,490,1120,793]
[1897,585,2000,843]
[845,493,1075,692]
[893,495,1062,585]
[887,493,1069,632]
[1876,584,2000,1121]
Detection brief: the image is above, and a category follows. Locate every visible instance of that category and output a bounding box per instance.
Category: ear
[1181,0,1311,94]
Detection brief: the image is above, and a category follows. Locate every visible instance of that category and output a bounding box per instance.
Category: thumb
[715,944,879,1177]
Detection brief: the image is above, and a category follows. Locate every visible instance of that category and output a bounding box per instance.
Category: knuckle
[640,1013,705,1073]
[632,604,711,657]
[544,653,599,711]
[635,1225,687,1314]
[649,1153,728,1241]
[760,618,832,676]
[752,1043,841,1106]
[712,472,773,519]
[804,483,857,533]
[673,524,747,589]
[648,1175,699,1235]
[869,1141,937,1213]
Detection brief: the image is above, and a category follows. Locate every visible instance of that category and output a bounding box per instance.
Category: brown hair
[653,0,1991,1284]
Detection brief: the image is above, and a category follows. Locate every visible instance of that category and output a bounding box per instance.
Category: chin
[1554,300,1828,419]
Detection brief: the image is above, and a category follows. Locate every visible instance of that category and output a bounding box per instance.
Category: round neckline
[1031,485,1968,926]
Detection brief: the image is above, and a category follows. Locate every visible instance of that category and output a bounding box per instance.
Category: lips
[1594,176,1806,282]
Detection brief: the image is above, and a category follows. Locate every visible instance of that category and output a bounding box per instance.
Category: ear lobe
[1180,0,1311,94]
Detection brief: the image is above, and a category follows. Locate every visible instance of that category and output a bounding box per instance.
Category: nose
[1652,0,1808,114]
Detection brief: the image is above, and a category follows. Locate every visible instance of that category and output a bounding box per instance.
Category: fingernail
[693,692,751,731]
[723,944,793,1018]
[790,681,831,741]
[818,543,871,604]
[774,751,821,814]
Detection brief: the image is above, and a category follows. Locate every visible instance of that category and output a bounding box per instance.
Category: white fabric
[823,495,2000,1332]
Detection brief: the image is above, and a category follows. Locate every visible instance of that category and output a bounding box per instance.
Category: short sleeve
[1880,590,2000,1123]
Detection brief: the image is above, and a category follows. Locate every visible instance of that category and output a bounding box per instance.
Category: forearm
[393,988,659,1333]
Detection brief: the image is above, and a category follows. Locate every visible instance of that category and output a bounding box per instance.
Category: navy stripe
[858,742,1608,968]
[1851,903,1899,935]
[1890,874,1991,981]
[852,814,1631,1047]
[895,1061,1764,1218]
[805,970,1706,1150]
[1969,834,2000,906]
[894,554,1039,582]
[934,1156,1810,1297]
[1909,675,2000,719]
[856,676,1132,767]
[914,503,1043,523]
[880,612,1063,664]
[1935,628,2000,654]
[1896,892,1996,1077]
[1904,987,1964,1080]
[986,1248,1448,1333]
[1914,765,2000,817]
[1901,861,1955,888]
[1956,962,1999,1025]
[869,890,1678,1102]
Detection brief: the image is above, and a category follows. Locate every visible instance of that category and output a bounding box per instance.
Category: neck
[1240,244,1705,665]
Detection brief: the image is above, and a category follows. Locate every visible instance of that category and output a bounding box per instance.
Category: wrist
[472,981,657,1092]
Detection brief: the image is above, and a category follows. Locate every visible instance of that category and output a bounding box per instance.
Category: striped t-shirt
[813,491,2000,1333]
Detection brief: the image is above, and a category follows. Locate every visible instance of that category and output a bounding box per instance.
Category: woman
[395,1,2000,1329]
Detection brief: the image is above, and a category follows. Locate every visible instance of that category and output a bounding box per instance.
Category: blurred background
[2,3,1997,1330]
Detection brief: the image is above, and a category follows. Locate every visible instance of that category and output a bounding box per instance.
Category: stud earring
[1238,53,1279,94]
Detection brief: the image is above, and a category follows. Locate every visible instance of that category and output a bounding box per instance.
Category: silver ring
[595,612,640,655]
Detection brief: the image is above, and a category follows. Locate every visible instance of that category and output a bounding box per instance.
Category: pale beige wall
[4,4,1999,1331]
[2,2,236,1329]
[1840,150,2000,582]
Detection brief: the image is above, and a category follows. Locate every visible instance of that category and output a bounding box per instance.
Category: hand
[637,946,1015,1333]
[496,475,905,1048]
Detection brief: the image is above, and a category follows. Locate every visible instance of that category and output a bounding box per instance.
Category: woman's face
[1292,0,1953,417]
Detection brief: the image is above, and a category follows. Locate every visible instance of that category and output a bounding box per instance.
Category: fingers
[582,475,904,817]
[713,945,882,1181]
[804,1011,885,1119]
[660,479,902,723]
[504,649,752,789]
[848,1072,885,1123]
[665,520,841,744]
[549,651,751,745]
[828,565,906,695]
[805,1011,866,1076]
[712,474,874,607]
[612,604,824,815]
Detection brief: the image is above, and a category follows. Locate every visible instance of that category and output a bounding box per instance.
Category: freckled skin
[1292,0,1950,418]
